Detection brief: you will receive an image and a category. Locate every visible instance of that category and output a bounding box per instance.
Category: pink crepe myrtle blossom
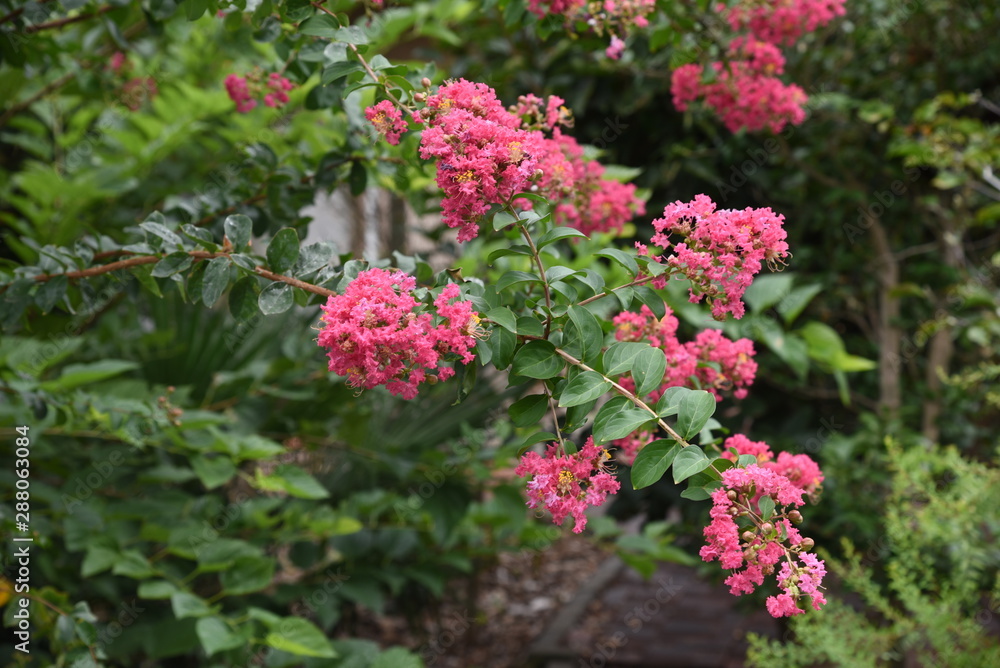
[516,437,620,533]
[317,268,479,399]
[606,35,626,60]
[671,38,808,134]
[720,434,824,496]
[701,464,826,617]
[717,0,847,45]
[649,194,789,319]
[226,70,295,114]
[365,100,409,145]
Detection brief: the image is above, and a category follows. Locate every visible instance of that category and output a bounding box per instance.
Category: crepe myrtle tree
[1,3,844,661]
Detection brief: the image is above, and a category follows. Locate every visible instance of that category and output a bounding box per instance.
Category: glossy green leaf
[224,214,252,250]
[631,439,680,489]
[201,256,231,307]
[258,282,294,315]
[632,347,667,397]
[267,228,300,275]
[675,390,716,440]
[265,618,337,658]
[672,447,712,484]
[511,340,564,379]
[509,394,548,427]
[558,370,611,407]
[603,341,651,376]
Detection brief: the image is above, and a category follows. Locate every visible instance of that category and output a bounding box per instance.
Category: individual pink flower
[263,72,294,108]
[721,433,774,463]
[649,194,789,319]
[606,35,626,60]
[109,51,128,73]
[515,437,620,533]
[316,268,478,399]
[366,100,409,145]
[225,74,257,113]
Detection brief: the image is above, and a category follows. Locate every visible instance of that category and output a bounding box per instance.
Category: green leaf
[742,273,794,313]
[672,448,712,484]
[631,440,680,489]
[489,325,516,369]
[655,386,689,417]
[558,370,611,407]
[777,283,823,324]
[299,14,340,38]
[593,398,653,444]
[492,210,519,231]
[566,305,604,365]
[181,224,217,250]
[322,60,363,84]
[137,580,177,600]
[221,556,276,595]
[228,276,260,321]
[487,245,532,263]
[40,359,138,392]
[256,464,330,499]
[201,256,231,307]
[514,431,558,457]
[258,282,294,315]
[537,227,588,248]
[675,390,716,440]
[34,275,67,314]
[516,316,544,338]
[81,544,117,577]
[267,228,300,275]
[265,618,337,658]
[759,495,776,521]
[485,306,517,333]
[603,342,651,376]
[334,25,368,44]
[171,592,213,620]
[509,394,548,427]
[141,219,184,249]
[224,214,253,250]
[151,252,194,278]
[496,270,540,293]
[196,617,245,656]
[295,241,335,275]
[190,456,236,489]
[595,248,638,276]
[632,347,666,397]
[511,340,564,379]
[372,647,423,668]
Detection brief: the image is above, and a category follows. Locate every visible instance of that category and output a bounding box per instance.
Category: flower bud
[413,92,426,103]
[741,530,755,543]
[799,537,815,551]
[787,510,803,524]
[727,490,738,501]
[760,522,774,535]
[421,77,432,88]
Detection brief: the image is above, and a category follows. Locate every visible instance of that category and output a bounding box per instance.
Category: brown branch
[0,72,74,128]
[23,4,114,33]
[0,0,50,26]
[577,274,658,307]
[26,250,337,297]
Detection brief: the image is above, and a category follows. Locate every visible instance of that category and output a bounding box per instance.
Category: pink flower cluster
[613,304,758,401]
[718,0,847,45]
[526,0,654,59]
[721,433,824,497]
[701,464,826,617]
[671,38,807,133]
[317,268,479,400]
[672,0,845,132]
[609,303,757,465]
[105,52,158,111]
[225,71,295,113]
[515,437,620,533]
[649,194,789,319]
[411,80,643,242]
[365,100,409,145]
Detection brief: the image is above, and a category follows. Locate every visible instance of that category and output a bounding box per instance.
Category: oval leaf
[631,439,680,489]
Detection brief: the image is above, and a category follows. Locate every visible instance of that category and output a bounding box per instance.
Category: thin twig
[23,4,114,33]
